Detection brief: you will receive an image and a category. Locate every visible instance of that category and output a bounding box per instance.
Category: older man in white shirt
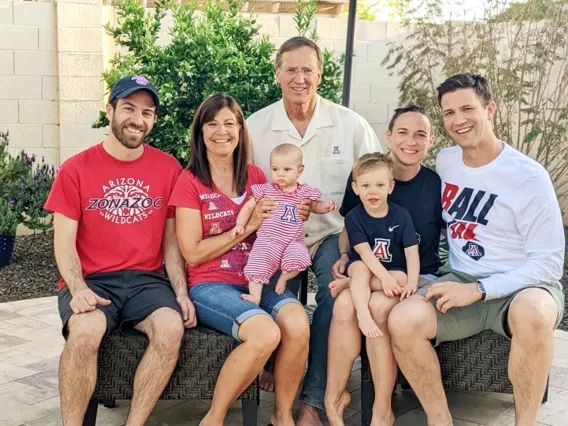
[247,36,381,425]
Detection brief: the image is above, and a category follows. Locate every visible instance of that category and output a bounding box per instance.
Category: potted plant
[0,131,56,268]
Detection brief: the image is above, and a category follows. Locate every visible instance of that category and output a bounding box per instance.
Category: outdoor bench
[83,326,259,426]
[359,331,550,426]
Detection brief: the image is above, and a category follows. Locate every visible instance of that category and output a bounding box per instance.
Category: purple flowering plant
[0,131,56,235]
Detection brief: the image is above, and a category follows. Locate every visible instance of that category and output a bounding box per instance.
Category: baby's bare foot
[329,278,350,298]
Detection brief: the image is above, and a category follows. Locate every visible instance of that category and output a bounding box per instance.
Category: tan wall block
[0,100,18,123]
[1,124,42,148]
[0,1,12,25]
[58,28,102,53]
[57,3,101,29]
[367,41,388,62]
[56,0,101,4]
[371,123,389,150]
[0,76,42,100]
[14,2,56,27]
[255,14,279,37]
[19,100,58,124]
[0,26,38,50]
[316,16,349,40]
[43,125,59,148]
[350,82,371,104]
[59,124,107,150]
[15,51,58,76]
[0,51,13,74]
[59,53,104,76]
[357,21,387,41]
[352,102,388,125]
[43,77,59,100]
[59,77,104,101]
[60,101,104,124]
[39,27,57,51]
[60,147,88,165]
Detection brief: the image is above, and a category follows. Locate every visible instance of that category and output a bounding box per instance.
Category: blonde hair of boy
[352,152,394,182]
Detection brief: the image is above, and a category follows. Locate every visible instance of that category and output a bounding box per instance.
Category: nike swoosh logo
[388,225,400,232]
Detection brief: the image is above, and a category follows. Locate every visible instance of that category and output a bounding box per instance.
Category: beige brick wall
[1,1,567,222]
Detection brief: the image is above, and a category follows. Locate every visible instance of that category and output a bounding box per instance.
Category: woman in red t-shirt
[169,94,310,426]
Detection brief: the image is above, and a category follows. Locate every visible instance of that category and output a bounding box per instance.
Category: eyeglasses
[281,67,317,78]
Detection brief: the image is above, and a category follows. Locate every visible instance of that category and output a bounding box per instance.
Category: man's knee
[508,288,557,338]
[332,290,356,324]
[388,296,436,342]
[143,308,184,352]
[67,310,107,352]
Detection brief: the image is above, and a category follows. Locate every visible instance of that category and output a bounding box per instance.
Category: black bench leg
[542,376,550,403]
[83,398,98,426]
[361,382,374,426]
[242,399,258,426]
[103,397,116,408]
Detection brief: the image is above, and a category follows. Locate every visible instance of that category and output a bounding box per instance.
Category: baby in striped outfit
[232,143,337,305]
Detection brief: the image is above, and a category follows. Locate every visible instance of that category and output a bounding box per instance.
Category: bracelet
[340,251,350,258]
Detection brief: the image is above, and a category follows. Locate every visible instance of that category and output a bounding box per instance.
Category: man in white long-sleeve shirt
[388,73,565,426]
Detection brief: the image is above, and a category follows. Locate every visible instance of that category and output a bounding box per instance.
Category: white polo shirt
[247,95,381,252]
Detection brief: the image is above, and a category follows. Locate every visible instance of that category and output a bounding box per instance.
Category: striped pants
[244,236,312,284]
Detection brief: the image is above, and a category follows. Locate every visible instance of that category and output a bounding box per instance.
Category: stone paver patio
[0,296,567,425]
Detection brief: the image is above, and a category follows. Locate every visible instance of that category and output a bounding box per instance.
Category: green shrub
[94,0,344,164]
[0,131,56,235]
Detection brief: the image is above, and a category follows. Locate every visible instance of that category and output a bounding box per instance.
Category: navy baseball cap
[109,76,160,108]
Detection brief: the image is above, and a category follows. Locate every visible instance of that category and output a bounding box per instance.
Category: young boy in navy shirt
[344,153,420,338]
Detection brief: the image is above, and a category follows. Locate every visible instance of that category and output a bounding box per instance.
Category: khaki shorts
[416,268,565,346]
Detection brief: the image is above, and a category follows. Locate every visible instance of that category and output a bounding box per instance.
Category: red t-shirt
[44,143,182,289]
[168,165,267,288]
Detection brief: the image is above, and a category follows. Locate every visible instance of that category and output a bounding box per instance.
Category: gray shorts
[58,270,182,337]
[416,268,565,346]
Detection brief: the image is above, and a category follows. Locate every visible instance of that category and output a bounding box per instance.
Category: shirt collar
[271,95,334,141]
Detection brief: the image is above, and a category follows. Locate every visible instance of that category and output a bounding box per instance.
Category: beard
[111,116,149,150]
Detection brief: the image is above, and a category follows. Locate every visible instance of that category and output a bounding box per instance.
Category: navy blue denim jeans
[264,234,339,409]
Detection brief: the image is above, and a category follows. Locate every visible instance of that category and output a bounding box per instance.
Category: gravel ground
[1,229,567,331]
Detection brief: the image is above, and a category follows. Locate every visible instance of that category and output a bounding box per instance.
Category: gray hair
[274,36,324,73]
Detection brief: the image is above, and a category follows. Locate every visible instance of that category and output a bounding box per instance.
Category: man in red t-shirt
[44,76,196,425]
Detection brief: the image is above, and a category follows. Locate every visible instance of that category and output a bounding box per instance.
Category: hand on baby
[230,224,245,238]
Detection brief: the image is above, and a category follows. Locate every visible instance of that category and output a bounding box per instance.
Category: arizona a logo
[372,238,392,262]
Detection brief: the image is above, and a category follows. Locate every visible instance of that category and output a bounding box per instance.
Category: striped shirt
[252,183,322,243]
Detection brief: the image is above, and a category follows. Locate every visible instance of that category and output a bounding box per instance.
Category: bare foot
[297,402,324,426]
[329,278,350,298]
[325,390,351,426]
[370,411,395,426]
[199,412,224,426]
[270,412,295,426]
[259,370,275,393]
[357,315,383,338]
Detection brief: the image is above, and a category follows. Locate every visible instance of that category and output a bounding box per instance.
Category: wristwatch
[477,280,486,301]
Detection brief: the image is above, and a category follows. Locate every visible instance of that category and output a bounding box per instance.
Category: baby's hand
[325,200,338,212]
[230,225,245,238]
[399,281,418,301]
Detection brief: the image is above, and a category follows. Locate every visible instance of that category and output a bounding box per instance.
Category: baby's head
[270,143,304,189]
[352,153,395,210]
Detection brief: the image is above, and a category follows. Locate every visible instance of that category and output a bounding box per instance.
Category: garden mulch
[1,229,567,331]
